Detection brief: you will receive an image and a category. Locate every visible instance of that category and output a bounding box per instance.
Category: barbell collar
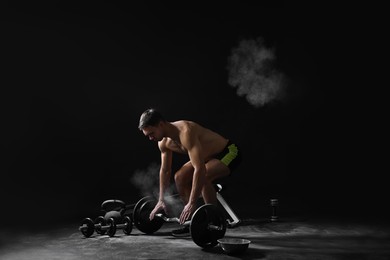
[208,224,224,231]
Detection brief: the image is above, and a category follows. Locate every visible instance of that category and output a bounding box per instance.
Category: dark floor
[1,216,390,260]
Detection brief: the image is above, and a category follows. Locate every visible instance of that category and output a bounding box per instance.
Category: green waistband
[220,144,238,166]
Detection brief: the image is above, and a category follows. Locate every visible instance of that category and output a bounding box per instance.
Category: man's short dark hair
[138,108,166,130]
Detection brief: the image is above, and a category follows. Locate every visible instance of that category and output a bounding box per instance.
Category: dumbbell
[108,215,133,236]
[79,217,116,237]
[103,210,133,235]
[270,198,279,222]
[79,215,133,237]
[133,197,227,248]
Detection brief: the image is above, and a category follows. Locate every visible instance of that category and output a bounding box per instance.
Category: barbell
[133,197,227,248]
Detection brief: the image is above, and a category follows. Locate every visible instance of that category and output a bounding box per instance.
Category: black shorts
[215,140,241,172]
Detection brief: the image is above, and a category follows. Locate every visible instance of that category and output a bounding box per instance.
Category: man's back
[162,120,228,160]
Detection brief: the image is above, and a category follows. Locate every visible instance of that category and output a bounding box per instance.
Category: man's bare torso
[160,120,228,161]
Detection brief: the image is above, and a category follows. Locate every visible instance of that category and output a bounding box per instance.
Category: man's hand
[149,200,167,220]
[179,202,196,224]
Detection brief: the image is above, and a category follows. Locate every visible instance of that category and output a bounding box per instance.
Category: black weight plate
[123,216,133,235]
[135,199,164,234]
[80,218,94,238]
[133,196,152,230]
[190,204,227,248]
[94,216,107,235]
[106,218,117,237]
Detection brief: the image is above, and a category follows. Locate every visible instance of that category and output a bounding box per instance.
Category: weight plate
[94,216,107,235]
[133,196,152,229]
[134,199,164,234]
[80,218,94,238]
[190,204,227,248]
[106,218,117,237]
[123,216,133,235]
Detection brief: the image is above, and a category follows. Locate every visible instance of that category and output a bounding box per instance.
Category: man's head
[139,108,166,141]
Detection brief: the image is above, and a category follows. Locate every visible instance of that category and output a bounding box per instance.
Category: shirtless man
[138,108,240,236]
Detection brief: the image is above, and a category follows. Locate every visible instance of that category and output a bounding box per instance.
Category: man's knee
[174,172,183,184]
[204,160,230,183]
[174,167,192,186]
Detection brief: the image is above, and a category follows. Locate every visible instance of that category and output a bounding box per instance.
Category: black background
[1,2,386,228]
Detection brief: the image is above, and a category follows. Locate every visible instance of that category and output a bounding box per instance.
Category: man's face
[142,125,163,142]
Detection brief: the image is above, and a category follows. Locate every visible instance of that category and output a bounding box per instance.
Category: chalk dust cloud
[227,37,286,107]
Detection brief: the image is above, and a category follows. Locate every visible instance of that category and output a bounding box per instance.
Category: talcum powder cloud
[130,163,183,215]
[227,37,286,107]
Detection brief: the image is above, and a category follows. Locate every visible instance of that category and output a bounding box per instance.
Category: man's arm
[158,141,172,201]
[158,140,172,201]
[187,143,206,204]
[149,140,172,220]
[179,133,206,223]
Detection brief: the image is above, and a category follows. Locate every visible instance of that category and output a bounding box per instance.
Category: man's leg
[172,162,194,237]
[172,159,229,237]
[175,160,230,204]
[202,159,230,205]
[174,161,194,204]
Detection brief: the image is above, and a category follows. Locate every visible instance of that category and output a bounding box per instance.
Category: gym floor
[1,217,390,260]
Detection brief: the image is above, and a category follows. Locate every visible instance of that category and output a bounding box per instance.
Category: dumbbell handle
[79,223,110,231]
[95,223,113,231]
[78,224,111,232]
[116,223,128,229]
[98,222,132,231]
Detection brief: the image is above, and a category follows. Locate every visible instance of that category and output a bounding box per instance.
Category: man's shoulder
[179,120,201,130]
[158,138,169,150]
[173,120,196,127]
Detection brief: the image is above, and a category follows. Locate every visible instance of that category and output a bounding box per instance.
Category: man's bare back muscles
[160,120,228,160]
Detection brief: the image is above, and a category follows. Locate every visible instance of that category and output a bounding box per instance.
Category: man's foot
[171,226,190,237]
